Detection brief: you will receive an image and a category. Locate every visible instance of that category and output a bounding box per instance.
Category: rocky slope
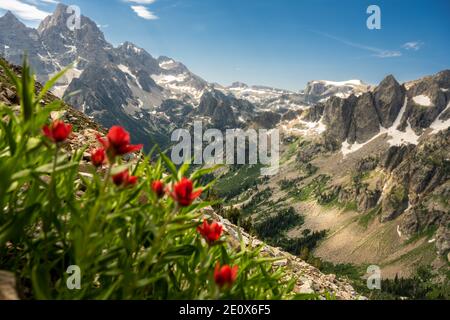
[0,58,362,300]
[233,70,450,278]
[207,209,363,299]
[0,58,104,135]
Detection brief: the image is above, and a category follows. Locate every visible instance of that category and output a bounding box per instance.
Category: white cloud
[314,31,402,59]
[374,51,402,58]
[0,0,51,20]
[22,0,59,5]
[125,0,156,3]
[402,41,424,51]
[131,5,158,20]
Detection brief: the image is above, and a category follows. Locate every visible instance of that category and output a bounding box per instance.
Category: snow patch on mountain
[51,67,83,98]
[413,95,433,107]
[312,80,364,87]
[341,98,421,156]
[159,59,177,70]
[281,116,327,136]
[221,83,309,111]
[152,73,205,102]
[430,102,450,133]
[118,64,143,90]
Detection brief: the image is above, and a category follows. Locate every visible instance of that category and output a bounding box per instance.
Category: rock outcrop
[322,95,356,143]
[347,92,380,144]
[317,70,449,148]
[0,271,18,300]
[373,75,405,128]
[206,209,364,300]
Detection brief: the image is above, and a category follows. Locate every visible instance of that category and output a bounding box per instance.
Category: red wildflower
[97,126,143,159]
[170,177,202,207]
[151,180,165,198]
[91,148,106,167]
[214,263,238,288]
[197,219,223,244]
[42,120,72,143]
[112,169,138,187]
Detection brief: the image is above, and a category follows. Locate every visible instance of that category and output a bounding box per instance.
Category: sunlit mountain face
[0,0,449,302]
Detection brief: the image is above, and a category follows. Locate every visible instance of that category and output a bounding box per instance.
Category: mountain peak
[157,55,173,62]
[54,2,69,13]
[380,74,398,85]
[229,81,248,89]
[38,2,102,37]
[0,11,29,31]
[48,2,71,20]
[2,11,16,19]
[119,41,144,54]
[1,10,22,24]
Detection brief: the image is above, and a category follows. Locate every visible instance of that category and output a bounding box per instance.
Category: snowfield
[412,95,433,107]
[313,79,364,87]
[430,102,450,133]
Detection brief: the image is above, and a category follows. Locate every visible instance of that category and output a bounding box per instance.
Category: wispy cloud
[314,31,402,58]
[130,5,158,20]
[124,0,158,20]
[125,0,156,3]
[402,41,424,51]
[22,0,59,5]
[39,0,59,4]
[0,0,51,21]
[375,51,402,58]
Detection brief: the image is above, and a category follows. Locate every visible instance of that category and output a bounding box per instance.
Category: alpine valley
[1,4,449,299]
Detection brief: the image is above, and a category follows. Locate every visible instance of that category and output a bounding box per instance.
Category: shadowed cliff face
[316,71,450,147]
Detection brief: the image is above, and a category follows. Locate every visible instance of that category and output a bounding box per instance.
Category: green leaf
[34,162,78,175]
[36,64,72,104]
[20,55,34,122]
[160,152,178,178]
[0,204,40,246]
[178,162,190,180]
[161,245,197,261]
[0,119,17,156]
[190,164,222,181]
[31,264,52,300]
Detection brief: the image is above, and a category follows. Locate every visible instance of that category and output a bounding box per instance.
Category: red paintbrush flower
[42,120,72,143]
[91,148,106,167]
[214,263,238,288]
[151,180,165,198]
[170,177,202,207]
[97,126,143,159]
[112,169,138,187]
[197,219,223,244]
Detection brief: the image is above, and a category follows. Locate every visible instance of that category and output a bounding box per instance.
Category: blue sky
[1,0,449,90]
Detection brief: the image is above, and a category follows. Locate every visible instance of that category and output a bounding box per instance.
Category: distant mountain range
[1,4,449,160]
[0,4,370,149]
[1,3,449,283]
